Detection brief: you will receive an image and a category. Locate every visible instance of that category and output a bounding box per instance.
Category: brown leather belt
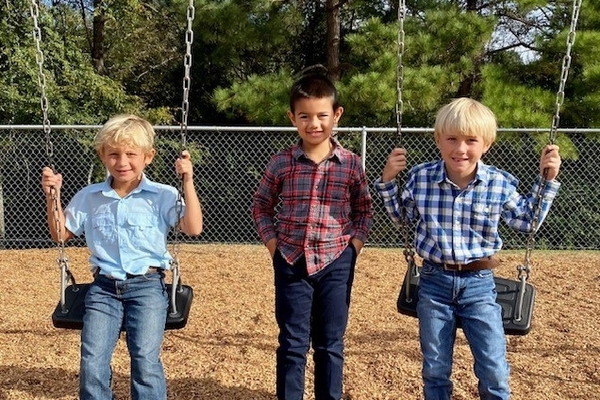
[442,257,500,271]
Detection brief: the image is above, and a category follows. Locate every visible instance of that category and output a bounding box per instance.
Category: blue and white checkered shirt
[374,160,560,265]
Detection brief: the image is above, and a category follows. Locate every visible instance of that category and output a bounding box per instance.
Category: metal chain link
[179,1,195,147]
[394,0,419,301]
[170,0,195,315]
[395,0,406,143]
[515,0,582,321]
[549,0,582,146]
[29,0,53,167]
[519,0,583,282]
[29,0,73,312]
[395,0,410,253]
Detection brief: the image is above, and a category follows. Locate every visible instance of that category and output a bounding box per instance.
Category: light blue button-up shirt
[64,174,184,280]
[374,160,560,264]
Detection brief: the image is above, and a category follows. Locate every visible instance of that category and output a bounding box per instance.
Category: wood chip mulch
[1,245,599,399]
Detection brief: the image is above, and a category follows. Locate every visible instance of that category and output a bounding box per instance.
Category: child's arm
[41,167,74,243]
[381,147,407,182]
[373,147,411,226]
[503,145,562,232]
[264,238,278,259]
[252,158,280,258]
[539,144,561,180]
[175,150,203,236]
[350,161,374,255]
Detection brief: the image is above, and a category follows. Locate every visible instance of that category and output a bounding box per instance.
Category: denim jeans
[79,271,169,400]
[416,260,510,400]
[273,245,357,400]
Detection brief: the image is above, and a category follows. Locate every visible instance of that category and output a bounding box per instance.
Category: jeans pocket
[420,262,437,277]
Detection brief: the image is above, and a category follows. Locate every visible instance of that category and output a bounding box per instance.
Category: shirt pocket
[91,213,117,244]
[468,198,503,232]
[126,213,162,248]
[328,180,350,201]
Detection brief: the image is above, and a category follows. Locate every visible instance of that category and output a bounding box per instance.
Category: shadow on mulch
[0,365,275,400]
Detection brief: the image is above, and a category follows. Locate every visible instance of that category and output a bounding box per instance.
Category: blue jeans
[416,260,510,400]
[273,245,357,400]
[79,271,169,400]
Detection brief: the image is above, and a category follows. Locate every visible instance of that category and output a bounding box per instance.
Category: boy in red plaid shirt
[252,68,373,400]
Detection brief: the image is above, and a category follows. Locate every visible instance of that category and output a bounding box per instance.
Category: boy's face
[99,144,155,190]
[287,97,343,151]
[435,132,491,184]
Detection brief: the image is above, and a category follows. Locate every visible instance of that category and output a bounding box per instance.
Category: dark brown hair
[289,65,340,113]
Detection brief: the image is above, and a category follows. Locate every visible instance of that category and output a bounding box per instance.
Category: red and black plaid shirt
[253,139,373,275]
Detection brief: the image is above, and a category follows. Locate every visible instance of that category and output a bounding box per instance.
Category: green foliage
[214,69,292,125]
[1,0,597,130]
[1,1,143,124]
[482,64,555,128]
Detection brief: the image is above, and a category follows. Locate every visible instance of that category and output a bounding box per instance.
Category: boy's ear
[483,141,493,154]
[287,110,297,126]
[334,106,344,124]
[144,148,156,165]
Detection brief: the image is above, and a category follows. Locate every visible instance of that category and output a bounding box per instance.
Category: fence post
[361,126,367,172]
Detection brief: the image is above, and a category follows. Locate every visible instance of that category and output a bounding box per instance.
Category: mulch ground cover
[1,244,599,399]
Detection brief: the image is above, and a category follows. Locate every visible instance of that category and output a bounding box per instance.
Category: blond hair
[94,114,155,155]
[434,98,497,146]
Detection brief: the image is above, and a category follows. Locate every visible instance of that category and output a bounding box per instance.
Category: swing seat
[396,267,536,335]
[52,283,194,331]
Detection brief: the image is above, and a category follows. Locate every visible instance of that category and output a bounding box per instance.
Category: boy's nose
[456,141,468,152]
[309,116,320,129]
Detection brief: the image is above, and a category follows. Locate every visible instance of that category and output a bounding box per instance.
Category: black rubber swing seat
[52,282,193,331]
[396,267,535,336]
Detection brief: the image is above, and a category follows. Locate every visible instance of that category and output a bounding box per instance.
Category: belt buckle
[444,263,464,271]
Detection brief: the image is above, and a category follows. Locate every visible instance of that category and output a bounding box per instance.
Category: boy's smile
[287,97,343,155]
[99,144,155,194]
[436,132,490,187]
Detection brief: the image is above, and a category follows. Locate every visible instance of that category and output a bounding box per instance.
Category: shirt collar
[434,160,489,186]
[292,138,343,162]
[93,173,159,197]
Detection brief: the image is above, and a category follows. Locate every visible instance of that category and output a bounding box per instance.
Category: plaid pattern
[253,139,373,275]
[374,160,560,264]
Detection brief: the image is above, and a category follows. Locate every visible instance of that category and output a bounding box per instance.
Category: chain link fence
[1,126,599,251]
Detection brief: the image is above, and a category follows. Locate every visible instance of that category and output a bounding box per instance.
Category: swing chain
[395,0,415,270]
[395,0,406,140]
[172,0,195,253]
[169,0,195,314]
[179,0,195,145]
[29,0,53,167]
[30,0,68,262]
[549,0,582,145]
[519,0,582,281]
[30,1,73,312]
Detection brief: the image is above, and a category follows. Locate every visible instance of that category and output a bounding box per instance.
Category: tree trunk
[326,0,341,81]
[92,0,107,74]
